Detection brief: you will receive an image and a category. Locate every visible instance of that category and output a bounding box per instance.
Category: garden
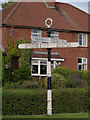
[1,38,89,119]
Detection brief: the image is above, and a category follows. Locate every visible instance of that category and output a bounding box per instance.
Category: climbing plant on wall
[2,37,32,84]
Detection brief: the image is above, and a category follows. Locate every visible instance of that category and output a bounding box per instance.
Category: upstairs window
[50,31,59,39]
[31,29,41,43]
[78,34,87,47]
[78,58,87,71]
[31,29,41,37]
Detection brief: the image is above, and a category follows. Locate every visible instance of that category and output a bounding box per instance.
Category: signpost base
[47,90,52,115]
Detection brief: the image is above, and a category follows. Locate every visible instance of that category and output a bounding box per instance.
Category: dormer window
[50,31,59,39]
[78,34,87,47]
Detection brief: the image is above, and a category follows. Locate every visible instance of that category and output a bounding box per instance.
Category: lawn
[2,113,88,119]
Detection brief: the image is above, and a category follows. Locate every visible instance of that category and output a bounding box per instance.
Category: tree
[1,0,14,9]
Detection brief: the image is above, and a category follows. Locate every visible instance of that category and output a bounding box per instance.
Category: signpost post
[18,18,79,116]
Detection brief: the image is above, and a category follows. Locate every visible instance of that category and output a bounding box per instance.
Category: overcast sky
[0,0,89,13]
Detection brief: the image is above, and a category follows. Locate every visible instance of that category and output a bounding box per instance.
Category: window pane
[32,60,38,64]
[83,58,87,64]
[40,65,47,74]
[83,34,86,46]
[83,64,87,70]
[78,65,82,70]
[51,31,59,39]
[79,34,82,45]
[51,61,54,64]
[78,58,82,63]
[32,30,40,33]
[40,60,47,65]
[51,36,59,39]
[32,65,38,74]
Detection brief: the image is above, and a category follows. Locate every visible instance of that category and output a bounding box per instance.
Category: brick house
[0,1,90,80]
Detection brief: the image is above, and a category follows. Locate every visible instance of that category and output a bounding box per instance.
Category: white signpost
[18,18,79,116]
[31,36,67,44]
[18,42,79,49]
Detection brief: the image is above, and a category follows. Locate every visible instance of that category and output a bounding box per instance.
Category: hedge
[2,88,88,115]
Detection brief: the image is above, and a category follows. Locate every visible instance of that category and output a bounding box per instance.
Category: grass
[2,113,88,119]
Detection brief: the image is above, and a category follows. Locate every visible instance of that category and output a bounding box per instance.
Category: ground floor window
[78,58,87,71]
[31,59,61,76]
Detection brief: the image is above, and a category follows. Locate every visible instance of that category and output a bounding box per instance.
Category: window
[78,34,87,47]
[50,31,59,39]
[31,30,41,37]
[40,60,47,74]
[78,58,87,71]
[31,59,56,76]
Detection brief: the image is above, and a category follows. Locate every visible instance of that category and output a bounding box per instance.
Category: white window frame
[50,31,59,39]
[31,58,63,76]
[78,33,88,47]
[78,57,87,71]
[31,29,41,41]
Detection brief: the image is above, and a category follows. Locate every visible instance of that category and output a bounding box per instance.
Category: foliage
[2,88,88,115]
[17,38,32,68]
[51,67,88,88]
[65,72,88,88]
[1,0,14,9]
[12,67,31,83]
[2,38,32,85]
[52,67,71,79]
[45,74,66,89]
[3,82,21,89]
[78,71,90,81]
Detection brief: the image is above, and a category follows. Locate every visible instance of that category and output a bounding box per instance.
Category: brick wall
[2,27,89,71]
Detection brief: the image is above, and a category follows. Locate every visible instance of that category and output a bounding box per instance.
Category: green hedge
[2,88,88,115]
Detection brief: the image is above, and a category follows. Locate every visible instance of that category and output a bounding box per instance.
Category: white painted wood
[18,42,79,49]
[47,62,51,77]
[32,58,64,61]
[47,90,52,115]
[31,36,67,44]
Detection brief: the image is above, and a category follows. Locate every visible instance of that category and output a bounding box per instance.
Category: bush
[12,67,32,83]
[78,71,90,81]
[52,67,71,79]
[3,82,21,89]
[2,88,88,115]
[3,80,41,89]
[22,80,41,89]
[65,72,88,88]
[45,74,66,89]
[51,67,88,88]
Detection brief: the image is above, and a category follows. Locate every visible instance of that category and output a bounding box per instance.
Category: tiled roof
[32,52,63,59]
[1,2,88,32]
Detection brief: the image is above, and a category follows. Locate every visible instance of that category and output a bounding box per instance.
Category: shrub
[51,67,88,88]
[3,82,21,89]
[22,81,41,89]
[2,88,88,115]
[52,67,71,79]
[78,71,90,81]
[45,74,66,89]
[12,67,32,83]
[65,72,88,88]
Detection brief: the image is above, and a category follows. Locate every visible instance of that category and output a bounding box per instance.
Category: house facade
[0,1,90,79]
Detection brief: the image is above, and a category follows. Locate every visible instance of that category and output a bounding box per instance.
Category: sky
[0,0,89,13]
